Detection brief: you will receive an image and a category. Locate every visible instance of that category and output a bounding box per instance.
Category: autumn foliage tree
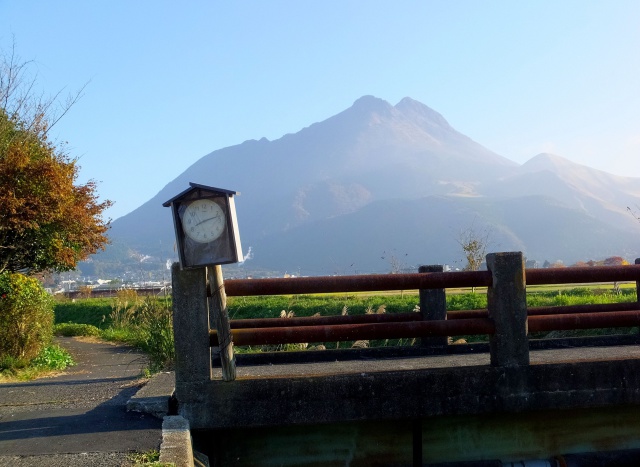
[0,46,111,274]
[603,256,629,267]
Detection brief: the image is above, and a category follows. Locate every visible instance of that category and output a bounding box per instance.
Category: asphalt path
[0,337,162,466]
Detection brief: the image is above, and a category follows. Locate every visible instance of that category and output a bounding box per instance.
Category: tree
[0,45,111,274]
[457,221,491,271]
[603,256,629,266]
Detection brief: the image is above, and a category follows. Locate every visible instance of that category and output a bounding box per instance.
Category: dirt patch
[71,336,120,345]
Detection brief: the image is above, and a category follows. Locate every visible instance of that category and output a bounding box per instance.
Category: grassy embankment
[54,289,174,373]
[53,284,638,362]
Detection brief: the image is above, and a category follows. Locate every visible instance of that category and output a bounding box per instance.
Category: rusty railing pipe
[217,310,640,346]
[211,318,495,347]
[448,302,640,320]
[529,310,640,332]
[224,270,491,296]
[223,265,640,297]
[526,264,640,285]
[230,312,422,329]
[228,302,640,329]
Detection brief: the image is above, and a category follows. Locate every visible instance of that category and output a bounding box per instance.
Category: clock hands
[183,199,226,243]
[195,214,221,227]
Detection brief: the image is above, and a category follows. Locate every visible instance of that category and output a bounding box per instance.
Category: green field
[54,285,638,326]
[53,285,639,356]
[223,285,637,320]
[54,292,174,372]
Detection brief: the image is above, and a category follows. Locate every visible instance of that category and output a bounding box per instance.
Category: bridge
[170,252,640,466]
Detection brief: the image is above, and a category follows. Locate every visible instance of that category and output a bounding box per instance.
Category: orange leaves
[0,108,112,274]
[569,257,631,267]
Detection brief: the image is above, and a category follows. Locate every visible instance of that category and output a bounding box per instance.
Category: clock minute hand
[195,217,216,227]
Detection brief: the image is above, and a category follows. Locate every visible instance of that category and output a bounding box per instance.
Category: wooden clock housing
[163,183,243,268]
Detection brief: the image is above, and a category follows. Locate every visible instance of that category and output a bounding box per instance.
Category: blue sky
[2,1,639,220]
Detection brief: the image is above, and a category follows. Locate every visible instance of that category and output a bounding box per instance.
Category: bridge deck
[213,344,640,379]
[175,342,640,430]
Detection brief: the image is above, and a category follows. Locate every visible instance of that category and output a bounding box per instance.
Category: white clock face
[182,198,226,243]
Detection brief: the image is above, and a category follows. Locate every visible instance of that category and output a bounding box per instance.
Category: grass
[225,286,636,318]
[4,283,629,380]
[55,322,102,337]
[53,290,175,372]
[226,285,638,348]
[128,449,175,466]
[54,297,113,327]
[0,343,75,381]
[50,284,638,358]
[226,293,420,320]
[0,290,174,381]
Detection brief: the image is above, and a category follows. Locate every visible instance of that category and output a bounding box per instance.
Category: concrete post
[171,263,211,386]
[419,265,447,348]
[486,252,529,367]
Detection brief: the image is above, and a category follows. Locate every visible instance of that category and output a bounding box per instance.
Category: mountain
[92,96,640,277]
[489,153,640,230]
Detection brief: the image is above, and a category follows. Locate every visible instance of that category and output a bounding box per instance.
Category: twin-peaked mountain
[101,96,640,276]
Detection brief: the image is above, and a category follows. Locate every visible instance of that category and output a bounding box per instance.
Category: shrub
[54,298,112,328]
[54,322,101,337]
[0,272,54,361]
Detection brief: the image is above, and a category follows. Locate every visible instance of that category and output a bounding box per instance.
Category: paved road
[0,337,162,466]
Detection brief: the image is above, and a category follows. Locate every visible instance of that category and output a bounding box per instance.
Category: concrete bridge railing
[171,251,640,431]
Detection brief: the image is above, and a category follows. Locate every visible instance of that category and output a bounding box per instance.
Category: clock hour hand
[187,211,203,225]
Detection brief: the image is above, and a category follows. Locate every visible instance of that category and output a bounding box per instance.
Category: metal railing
[210,263,640,347]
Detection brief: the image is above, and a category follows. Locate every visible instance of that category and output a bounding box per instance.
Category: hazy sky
[2,1,639,220]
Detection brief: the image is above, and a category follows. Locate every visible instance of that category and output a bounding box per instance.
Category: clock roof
[162,182,238,207]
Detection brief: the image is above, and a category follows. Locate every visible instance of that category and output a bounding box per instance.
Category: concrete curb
[126,371,175,419]
[127,372,208,466]
[160,416,194,467]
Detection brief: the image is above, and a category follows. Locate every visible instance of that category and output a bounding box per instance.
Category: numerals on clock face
[182,198,226,243]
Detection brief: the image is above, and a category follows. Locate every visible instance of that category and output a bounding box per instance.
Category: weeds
[128,449,175,466]
[52,293,175,373]
[5,290,175,379]
[52,286,638,361]
[31,344,75,370]
[258,310,309,352]
[0,344,75,381]
[105,295,174,372]
[139,298,175,371]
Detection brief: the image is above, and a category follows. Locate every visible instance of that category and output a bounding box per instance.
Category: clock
[182,199,226,243]
[163,183,243,268]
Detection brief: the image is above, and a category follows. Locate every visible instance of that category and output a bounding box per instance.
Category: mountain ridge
[97,96,640,277]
